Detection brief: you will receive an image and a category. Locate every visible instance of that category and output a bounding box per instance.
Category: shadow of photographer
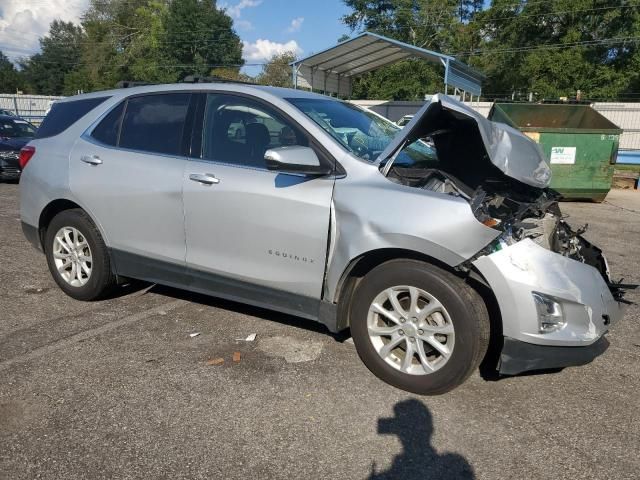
[369,399,475,480]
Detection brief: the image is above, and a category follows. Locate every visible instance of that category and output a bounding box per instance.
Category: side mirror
[265,146,332,176]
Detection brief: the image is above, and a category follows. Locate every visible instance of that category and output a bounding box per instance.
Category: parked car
[19,85,630,394]
[397,114,414,127]
[0,114,37,181]
[0,108,16,117]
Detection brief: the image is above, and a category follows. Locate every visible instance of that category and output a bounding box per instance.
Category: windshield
[0,118,36,138]
[286,97,436,166]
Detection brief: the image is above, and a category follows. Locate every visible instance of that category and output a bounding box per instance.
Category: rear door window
[35,97,110,139]
[119,93,191,156]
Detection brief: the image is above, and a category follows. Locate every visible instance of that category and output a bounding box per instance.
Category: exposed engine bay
[383,102,634,302]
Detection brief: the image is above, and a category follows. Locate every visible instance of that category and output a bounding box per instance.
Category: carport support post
[292,64,298,90]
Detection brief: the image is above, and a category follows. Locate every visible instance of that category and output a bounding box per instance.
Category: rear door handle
[80,154,102,165]
[189,173,220,185]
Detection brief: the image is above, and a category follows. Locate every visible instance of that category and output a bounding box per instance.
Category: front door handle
[80,154,102,165]
[189,173,220,185]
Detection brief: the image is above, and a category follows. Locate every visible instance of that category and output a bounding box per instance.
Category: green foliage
[469,0,640,100]
[343,0,640,101]
[10,0,244,94]
[18,20,85,95]
[0,51,22,93]
[342,0,462,99]
[164,0,244,80]
[256,51,297,88]
[352,60,443,100]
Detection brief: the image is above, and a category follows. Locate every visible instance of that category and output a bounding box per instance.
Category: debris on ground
[236,333,257,342]
[206,358,224,366]
[189,332,201,338]
[258,336,323,363]
[233,352,241,363]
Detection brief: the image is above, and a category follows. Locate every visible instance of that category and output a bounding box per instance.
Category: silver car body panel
[183,157,334,299]
[376,94,552,188]
[70,136,187,266]
[20,83,623,353]
[473,239,622,346]
[324,155,500,301]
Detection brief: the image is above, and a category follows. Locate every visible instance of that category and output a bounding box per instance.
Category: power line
[454,35,640,55]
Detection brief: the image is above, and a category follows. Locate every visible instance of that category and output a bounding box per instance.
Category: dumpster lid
[377,94,551,188]
[489,103,622,134]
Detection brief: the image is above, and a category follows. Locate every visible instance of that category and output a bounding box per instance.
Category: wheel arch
[332,248,468,331]
[38,198,108,250]
[332,248,504,373]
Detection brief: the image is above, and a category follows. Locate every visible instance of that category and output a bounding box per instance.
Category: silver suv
[19,84,629,394]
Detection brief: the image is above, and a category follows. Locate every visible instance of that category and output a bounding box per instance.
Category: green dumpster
[488,103,622,201]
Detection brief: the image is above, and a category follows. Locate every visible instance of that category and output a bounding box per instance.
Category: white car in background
[397,115,414,127]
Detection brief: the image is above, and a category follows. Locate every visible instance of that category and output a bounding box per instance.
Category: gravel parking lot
[1,182,639,480]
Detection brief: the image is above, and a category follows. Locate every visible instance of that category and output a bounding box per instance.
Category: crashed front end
[471,205,629,375]
[378,94,633,375]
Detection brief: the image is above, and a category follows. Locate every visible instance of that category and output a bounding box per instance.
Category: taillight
[19,145,35,169]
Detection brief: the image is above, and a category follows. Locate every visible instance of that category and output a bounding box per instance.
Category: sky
[0,0,353,74]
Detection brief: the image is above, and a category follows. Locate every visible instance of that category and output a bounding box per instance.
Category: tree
[341,0,460,99]
[256,51,297,87]
[469,0,640,100]
[0,51,22,93]
[342,0,640,101]
[19,20,85,95]
[164,0,244,81]
[75,0,245,91]
[78,0,179,92]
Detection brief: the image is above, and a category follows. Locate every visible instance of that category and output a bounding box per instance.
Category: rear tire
[349,259,490,395]
[44,209,116,301]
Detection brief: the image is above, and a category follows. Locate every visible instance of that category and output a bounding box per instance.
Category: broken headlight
[532,292,565,333]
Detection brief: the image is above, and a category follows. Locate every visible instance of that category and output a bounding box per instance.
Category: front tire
[44,209,116,301]
[349,259,490,395]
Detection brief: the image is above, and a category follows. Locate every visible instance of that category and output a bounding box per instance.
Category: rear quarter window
[91,101,125,146]
[35,97,110,139]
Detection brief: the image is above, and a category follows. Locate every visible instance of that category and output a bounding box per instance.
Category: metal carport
[291,32,484,100]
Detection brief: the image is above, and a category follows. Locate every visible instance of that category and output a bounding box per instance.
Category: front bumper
[498,336,609,375]
[473,238,624,348]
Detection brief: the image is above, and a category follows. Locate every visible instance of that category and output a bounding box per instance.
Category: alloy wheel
[367,286,455,375]
[52,226,93,287]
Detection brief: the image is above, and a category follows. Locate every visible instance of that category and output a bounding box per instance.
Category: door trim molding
[110,249,340,331]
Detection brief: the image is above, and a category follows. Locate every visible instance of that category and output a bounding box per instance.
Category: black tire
[44,209,116,301]
[350,259,490,395]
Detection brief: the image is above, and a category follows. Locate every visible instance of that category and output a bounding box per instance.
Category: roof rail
[180,75,256,85]
[115,81,157,88]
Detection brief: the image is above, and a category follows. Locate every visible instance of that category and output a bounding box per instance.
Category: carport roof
[290,32,484,97]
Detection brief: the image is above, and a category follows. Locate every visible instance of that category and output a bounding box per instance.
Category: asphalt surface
[1,182,639,480]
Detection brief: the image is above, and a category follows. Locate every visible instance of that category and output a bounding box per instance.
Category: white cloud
[0,0,89,62]
[235,19,253,31]
[222,0,262,19]
[242,39,302,62]
[286,17,304,33]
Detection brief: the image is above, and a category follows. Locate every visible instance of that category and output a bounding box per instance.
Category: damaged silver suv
[19,85,630,394]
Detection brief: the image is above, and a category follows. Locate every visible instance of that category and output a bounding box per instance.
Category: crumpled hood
[377,94,551,188]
